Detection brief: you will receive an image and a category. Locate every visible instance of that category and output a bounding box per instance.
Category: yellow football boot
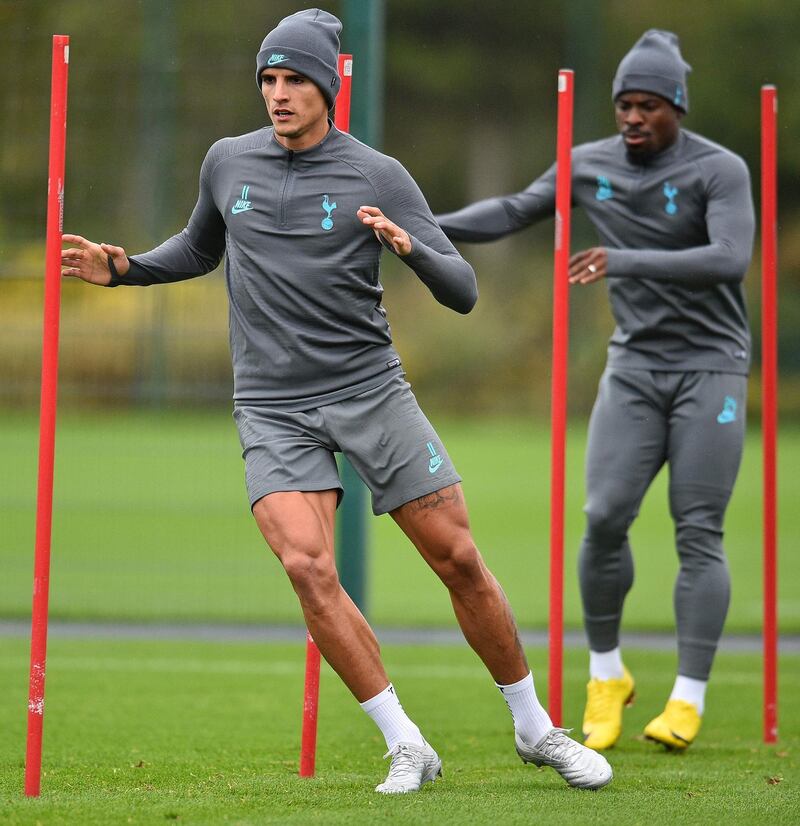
[582,667,635,750]
[644,699,702,750]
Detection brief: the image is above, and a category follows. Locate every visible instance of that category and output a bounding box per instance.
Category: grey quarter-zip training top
[109,123,477,408]
[436,129,754,375]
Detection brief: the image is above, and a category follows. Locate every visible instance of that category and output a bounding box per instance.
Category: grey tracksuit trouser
[578,368,747,680]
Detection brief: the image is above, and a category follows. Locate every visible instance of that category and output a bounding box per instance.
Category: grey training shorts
[232,374,461,515]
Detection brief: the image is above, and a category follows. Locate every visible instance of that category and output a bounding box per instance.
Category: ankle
[496,671,553,745]
[589,647,625,680]
[669,675,706,716]
[361,683,425,750]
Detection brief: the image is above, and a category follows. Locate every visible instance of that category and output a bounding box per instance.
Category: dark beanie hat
[612,29,691,112]
[256,8,341,110]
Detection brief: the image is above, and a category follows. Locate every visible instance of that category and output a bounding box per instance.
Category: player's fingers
[568,250,589,266]
[62,233,88,247]
[372,227,398,253]
[571,254,601,280]
[100,243,125,258]
[568,262,586,279]
[378,220,401,236]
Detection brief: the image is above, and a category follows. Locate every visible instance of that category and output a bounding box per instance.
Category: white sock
[589,647,625,680]
[496,672,553,746]
[670,675,706,716]
[360,683,425,750]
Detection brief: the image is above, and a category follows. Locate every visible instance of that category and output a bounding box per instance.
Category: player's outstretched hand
[61,234,129,286]
[568,247,607,285]
[357,206,412,256]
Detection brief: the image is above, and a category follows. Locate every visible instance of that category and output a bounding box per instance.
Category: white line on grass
[4,655,794,686]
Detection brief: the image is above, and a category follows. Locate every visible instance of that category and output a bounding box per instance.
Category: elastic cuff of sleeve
[401,233,424,262]
[604,247,621,278]
[106,254,122,287]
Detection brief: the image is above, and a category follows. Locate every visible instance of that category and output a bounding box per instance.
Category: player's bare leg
[253,489,388,701]
[392,484,612,789]
[391,484,528,684]
[253,489,440,793]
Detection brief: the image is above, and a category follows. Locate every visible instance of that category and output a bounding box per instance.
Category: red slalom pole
[760,84,778,744]
[25,34,70,798]
[548,69,573,727]
[335,53,352,132]
[298,52,354,779]
[299,631,322,777]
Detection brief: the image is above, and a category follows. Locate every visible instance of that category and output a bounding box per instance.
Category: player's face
[261,68,329,151]
[614,92,682,156]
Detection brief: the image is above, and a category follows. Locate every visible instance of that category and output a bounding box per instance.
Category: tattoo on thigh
[409,486,461,512]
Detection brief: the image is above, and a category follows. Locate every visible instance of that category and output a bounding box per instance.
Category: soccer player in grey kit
[437,29,754,751]
[61,8,611,793]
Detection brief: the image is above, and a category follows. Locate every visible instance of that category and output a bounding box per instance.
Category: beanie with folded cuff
[256,8,341,110]
[612,29,691,113]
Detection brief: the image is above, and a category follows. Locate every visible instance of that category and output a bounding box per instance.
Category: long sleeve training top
[109,123,477,408]
[436,130,754,375]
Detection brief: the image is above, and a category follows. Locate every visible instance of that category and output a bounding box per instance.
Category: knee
[675,525,727,568]
[583,497,633,545]
[583,470,645,545]
[669,485,728,535]
[670,485,729,564]
[279,545,327,581]
[268,534,339,603]
[282,550,340,615]
[432,539,486,591]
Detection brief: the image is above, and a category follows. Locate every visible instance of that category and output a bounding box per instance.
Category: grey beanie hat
[612,29,691,112]
[256,8,341,109]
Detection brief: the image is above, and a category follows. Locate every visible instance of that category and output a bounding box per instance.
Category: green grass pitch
[1,411,798,822]
[0,638,797,824]
[1,411,798,631]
